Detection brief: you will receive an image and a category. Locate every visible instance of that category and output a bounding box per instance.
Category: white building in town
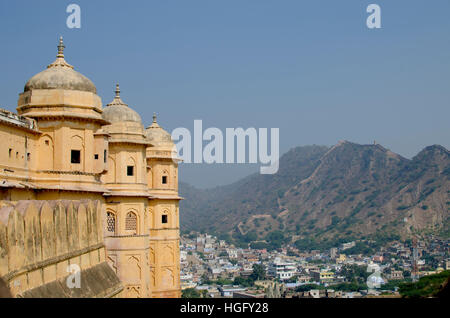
[268,257,297,280]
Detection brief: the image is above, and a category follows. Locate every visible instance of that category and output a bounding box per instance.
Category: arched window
[106,212,116,234]
[162,169,169,186]
[125,212,138,234]
[162,210,169,226]
[126,157,137,180]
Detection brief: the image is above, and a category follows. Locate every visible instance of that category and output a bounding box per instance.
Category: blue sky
[0,1,449,188]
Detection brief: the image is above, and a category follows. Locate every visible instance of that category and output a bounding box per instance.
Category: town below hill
[180,232,449,298]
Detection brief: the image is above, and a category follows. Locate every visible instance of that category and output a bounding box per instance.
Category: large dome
[102,84,143,124]
[145,114,173,145]
[24,37,96,94]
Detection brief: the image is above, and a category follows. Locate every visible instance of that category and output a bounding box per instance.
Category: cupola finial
[115,83,120,98]
[106,83,128,107]
[153,113,157,123]
[47,36,73,69]
[57,37,65,58]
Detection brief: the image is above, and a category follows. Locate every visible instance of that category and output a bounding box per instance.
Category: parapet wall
[0,200,123,297]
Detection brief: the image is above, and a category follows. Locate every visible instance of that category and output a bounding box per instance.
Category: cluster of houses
[180,233,450,298]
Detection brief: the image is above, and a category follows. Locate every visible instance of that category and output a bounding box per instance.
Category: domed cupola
[17,37,104,123]
[145,114,174,147]
[24,37,97,94]
[102,84,147,142]
[102,84,142,124]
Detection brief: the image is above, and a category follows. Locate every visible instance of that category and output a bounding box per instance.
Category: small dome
[102,84,143,124]
[145,114,173,145]
[24,37,96,94]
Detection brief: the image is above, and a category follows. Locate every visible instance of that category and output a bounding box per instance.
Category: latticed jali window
[125,212,137,233]
[107,212,116,234]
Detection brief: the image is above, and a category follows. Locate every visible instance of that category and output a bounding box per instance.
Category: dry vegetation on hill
[180,142,450,249]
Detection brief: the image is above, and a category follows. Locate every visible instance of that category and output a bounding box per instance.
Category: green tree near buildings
[234,264,267,287]
[250,242,270,250]
[265,230,286,250]
[328,282,366,292]
[399,270,450,298]
[250,264,266,281]
[181,288,210,298]
[200,290,209,298]
[182,288,201,298]
[340,264,370,284]
[233,276,254,287]
[295,284,324,292]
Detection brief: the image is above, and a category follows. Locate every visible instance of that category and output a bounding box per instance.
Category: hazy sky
[0,1,449,188]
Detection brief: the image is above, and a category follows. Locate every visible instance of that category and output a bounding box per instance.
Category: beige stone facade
[0,38,181,298]
[0,200,123,298]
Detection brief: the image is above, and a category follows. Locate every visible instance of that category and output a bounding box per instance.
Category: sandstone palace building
[0,38,181,298]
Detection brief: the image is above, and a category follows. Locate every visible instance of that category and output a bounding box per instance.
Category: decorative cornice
[105,234,149,238]
[40,170,101,177]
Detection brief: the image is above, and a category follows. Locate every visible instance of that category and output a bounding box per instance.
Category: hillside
[179,142,450,248]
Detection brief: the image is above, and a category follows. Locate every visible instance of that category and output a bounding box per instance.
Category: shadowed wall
[0,200,123,298]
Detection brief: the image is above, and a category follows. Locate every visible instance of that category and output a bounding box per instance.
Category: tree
[381,280,403,291]
[399,270,450,298]
[265,231,286,250]
[295,284,324,292]
[340,264,370,284]
[201,273,212,285]
[216,278,234,286]
[201,290,209,298]
[250,242,270,250]
[182,288,201,298]
[250,264,266,281]
[233,276,254,287]
[328,282,366,292]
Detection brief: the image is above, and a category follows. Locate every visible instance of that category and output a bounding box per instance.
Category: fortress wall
[0,200,122,298]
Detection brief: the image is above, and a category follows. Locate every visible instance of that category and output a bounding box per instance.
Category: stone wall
[0,200,123,297]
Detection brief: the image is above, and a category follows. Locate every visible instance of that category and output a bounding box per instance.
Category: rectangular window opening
[162,176,168,184]
[127,166,134,176]
[94,154,99,160]
[162,215,168,224]
[71,150,81,164]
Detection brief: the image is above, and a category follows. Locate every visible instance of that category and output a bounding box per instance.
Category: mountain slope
[179,142,450,245]
[180,145,329,232]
